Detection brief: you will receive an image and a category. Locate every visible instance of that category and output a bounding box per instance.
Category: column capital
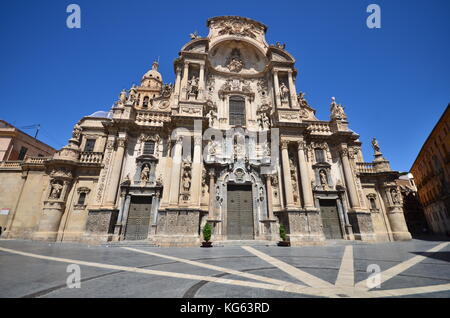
[281,139,289,150]
[297,140,306,151]
[117,137,127,148]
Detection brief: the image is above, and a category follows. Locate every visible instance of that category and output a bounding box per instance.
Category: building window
[143,141,155,155]
[314,148,326,163]
[77,192,87,205]
[84,139,96,152]
[18,146,28,160]
[143,96,149,108]
[369,197,377,210]
[229,96,246,126]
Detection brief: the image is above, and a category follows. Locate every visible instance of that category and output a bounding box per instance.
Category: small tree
[203,223,212,242]
[279,223,287,242]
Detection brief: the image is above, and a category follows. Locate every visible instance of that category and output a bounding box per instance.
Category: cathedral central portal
[226,184,254,240]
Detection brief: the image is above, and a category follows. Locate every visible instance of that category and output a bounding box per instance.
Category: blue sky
[0,0,449,172]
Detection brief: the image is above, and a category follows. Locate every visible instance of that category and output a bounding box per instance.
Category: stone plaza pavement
[0,239,449,298]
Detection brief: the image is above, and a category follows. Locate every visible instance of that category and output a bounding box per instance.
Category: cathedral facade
[1,16,412,246]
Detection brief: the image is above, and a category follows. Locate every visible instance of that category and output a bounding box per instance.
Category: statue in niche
[372,137,381,153]
[330,97,347,120]
[257,112,271,129]
[49,180,63,199]
[279,82,290,102]
[182,159,192,192]
[187,76,199,98]
[391,188,401,205]
[319,170,328,190]
[226,48,244,73]
[208,138,218,155]
[72,122,82,140]
[206,108,217,127]
[140,164,150,183]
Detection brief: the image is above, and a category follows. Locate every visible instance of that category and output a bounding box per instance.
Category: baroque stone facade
[0,16,412,246]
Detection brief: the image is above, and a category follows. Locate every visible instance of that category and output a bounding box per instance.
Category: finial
[152,60,159,70]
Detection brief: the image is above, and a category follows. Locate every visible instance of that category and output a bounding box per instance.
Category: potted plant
[277,224,290,247]
[201,223,213,248]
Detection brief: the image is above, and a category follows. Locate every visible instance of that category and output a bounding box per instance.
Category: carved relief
[49,180,63,200]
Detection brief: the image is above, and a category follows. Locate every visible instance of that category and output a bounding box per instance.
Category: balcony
[356,162,376,174]
[80,152,103,164]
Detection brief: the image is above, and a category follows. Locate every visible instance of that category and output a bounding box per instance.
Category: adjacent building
[0,16,412,246]
[0,120,55,161]
[411,104,450,236]
[0,120,56,234]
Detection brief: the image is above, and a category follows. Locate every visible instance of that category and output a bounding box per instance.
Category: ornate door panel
[320,199,343,239]
[125,196,152,241]
[227,185,254,240]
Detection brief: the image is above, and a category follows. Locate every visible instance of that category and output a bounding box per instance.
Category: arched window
[229,96,246,126]
[143,96,149,108]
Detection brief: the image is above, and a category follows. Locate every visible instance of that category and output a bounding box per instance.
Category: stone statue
[72,123,82,140]
[189,31,199,39]
[206,109,217,127]
[182,171,191,192]
[227,57,244,73]
[140,164,150,182]
[259,187,264,201]
[320,170,328,189]
[330,97,347,120]
[119,89,127,104]
[49,181,63,199]
[161,83,173,97]
[297,92,309,108]
[187,76,199,98]
[372,138,381,153]
[258,112,270,129]
[275,42,286,49]
[279,83,289,102]
[391,188,401,205]
[208,139,218,155]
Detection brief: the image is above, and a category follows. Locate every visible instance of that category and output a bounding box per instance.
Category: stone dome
[142,61,162,82]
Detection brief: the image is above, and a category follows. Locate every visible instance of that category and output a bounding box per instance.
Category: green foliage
[203,223,212,242]
[279,223,287,241]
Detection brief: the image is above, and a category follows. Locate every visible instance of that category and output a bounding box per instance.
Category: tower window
[143,141,155,155]
[84,139,96,152]
[229,96,246,126]
[143,96,149,108]
[18,146,28,160]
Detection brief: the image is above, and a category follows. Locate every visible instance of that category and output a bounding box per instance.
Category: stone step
[213,240,277,247]
[101,240,158,248]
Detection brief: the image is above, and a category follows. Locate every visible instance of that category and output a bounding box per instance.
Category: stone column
[281,140,295,208]
[208,168,215,219]
[169,136,183,206]
[160,140,173,208]
[105,136,127,207]
[297,140,315,209]
[190,136,203,207]
[273,70,281,107]
[181,62,190,100]
[265,175,274,219]
[288,70,298,108]
[199,63,205,100]
[340,146,360,210]
[174,66,182,101]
